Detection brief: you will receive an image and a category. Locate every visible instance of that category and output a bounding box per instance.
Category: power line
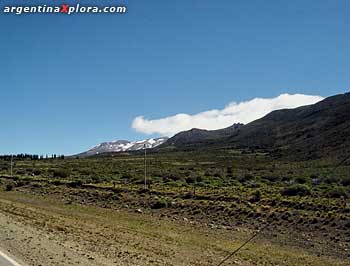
[216,222,270,266]
[215,151,350,266]
[332,152,350,171]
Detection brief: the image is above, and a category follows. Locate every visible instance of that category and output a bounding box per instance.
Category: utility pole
[144,144,147,190]
[10,155,13,177]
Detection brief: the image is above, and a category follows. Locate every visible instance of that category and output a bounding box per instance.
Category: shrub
[16,180,29,187]
[137,188,149,194]
[282,176,292,183]
[340,177,350,186]
[213,172,222,178]
[111,187,123,194]
[204,171,211,177]
[295,176,309,184]
[249,190,261,202]
[262,176,279,182]
[31,183,41,188]
[15,170,25,175]
[185,176,196,184]
[136,177,153,185]
[5,183,13,191]
[78,169,90,176]
[151,198,168,209]
[67,180,83,188]
[163,174,182,183]
[51,180,63,186]
[196,176,203,182]
[53,169,70,178]
[327,187,349,198]
[239,174,254,183]
[11,176,19,181]
[90,176,100,183]
[182,192,194,199]
[33,170,41,176]
[121,173,133,179]
[324,176,337,184]
[281,184,311,197]
[168,174,182,181]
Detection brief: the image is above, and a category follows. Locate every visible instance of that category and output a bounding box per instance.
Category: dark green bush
[16,180,29,187]
[182,192,194,199]
[51,180,63,186]
[53,169,70,178]
[164,174,182,182]
[239,174,254,183]
[15,170,25,175]
[121,173,133,179]
[327,187,349,198]
[282,176,292,183]
[151,198,168,209]
[136,178,153,185]
[204,171,211,177]
[185,176,196,184]
[262,176,279,182]
[33,169,41,176]
[340,177,350,186]
[324,176,337,184]
[213,172,222,178]
[5,183,13,191]
[281,184,311,196]
[249,190,261,202]
[67,180,83,188]
[78,169,91,176]
[295,176,309,184]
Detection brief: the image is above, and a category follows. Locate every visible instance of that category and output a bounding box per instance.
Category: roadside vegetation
[0,149,349,264]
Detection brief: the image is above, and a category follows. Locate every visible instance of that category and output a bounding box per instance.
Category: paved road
[0,249,22,266]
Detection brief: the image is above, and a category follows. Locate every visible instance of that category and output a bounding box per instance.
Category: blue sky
[0,0,349,155]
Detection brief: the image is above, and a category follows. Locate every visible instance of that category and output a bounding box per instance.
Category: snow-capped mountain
[76,137,168,157]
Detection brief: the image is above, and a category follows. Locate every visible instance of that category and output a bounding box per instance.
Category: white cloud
[132,93,324,136]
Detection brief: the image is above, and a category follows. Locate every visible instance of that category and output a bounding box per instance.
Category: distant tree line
[0,154,65,160]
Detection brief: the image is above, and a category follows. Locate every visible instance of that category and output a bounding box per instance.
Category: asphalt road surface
[0,249,22,266]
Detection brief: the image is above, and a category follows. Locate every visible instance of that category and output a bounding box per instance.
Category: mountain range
[76,137,168,157]
[77,92,350,160]
[162,92,350,159]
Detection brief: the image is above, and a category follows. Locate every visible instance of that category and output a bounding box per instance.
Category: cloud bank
[132,93,324,136]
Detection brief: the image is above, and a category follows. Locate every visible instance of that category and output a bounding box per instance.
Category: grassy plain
[0,150,349,265]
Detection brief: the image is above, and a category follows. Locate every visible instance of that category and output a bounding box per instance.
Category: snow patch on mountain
[76,137,168,157]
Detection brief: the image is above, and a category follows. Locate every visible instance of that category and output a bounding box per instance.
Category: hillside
[227,92,350,158]
[165,123,243,146]
[162,93,350,159]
